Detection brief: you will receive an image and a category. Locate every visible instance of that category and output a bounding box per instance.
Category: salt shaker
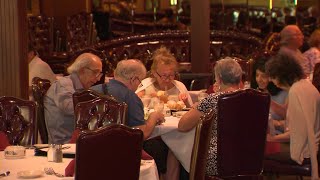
[47,144,55,162]
[54,144,63,163]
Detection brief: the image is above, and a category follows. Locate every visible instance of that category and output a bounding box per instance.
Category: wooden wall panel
[0,0,28,99]
[41,0,90,34]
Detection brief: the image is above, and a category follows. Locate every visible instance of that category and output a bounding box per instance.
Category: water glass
[141,96,151,108]
[154,101,164,113]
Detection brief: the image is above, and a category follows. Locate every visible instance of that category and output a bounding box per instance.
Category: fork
[44,167,64,177]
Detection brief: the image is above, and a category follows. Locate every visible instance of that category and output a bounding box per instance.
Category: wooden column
[190,0,210,73]
[0,0,28,99]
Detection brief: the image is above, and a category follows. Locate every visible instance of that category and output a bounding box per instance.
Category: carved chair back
[312,63,320,92]
[74,91,127,130]
[67,12,98,53]
[0,96,37,146]
[28,15,54,58]
[189,89,270,179]
[31,77,51,144]
[75,124,143,180]
[72,89,101,110]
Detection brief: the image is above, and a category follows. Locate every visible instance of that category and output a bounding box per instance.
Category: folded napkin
[0,131,10,151]
[69,129,81,144]
[265,142,280,155]
[64,149,153,176]
[65,159,75,177]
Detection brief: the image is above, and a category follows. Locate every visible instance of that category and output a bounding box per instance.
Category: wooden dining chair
[75,124,143,180]
[74,93,128,130]
[312,62,320,92]
[72,89,102,110]
[32,77,51,143]
[0,96,37,146]
[189,89,270,180]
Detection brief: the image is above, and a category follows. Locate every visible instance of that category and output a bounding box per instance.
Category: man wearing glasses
[44,53,103,144]
[92,59,165,139]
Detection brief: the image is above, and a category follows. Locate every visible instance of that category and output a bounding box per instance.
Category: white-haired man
[44,53,103,144]
[279,25,309,76]
[92,59,164,139]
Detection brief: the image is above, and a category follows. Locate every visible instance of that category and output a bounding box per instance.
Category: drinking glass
[141,95,151,108]
[154,101,164,113]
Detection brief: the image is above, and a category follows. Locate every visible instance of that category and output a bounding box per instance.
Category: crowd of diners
[24,24,320,179]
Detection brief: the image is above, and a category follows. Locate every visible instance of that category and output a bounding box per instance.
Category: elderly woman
[178,57,242,176]
[136,46,193,107]
[303,29,320,77]
[265,54,320,179]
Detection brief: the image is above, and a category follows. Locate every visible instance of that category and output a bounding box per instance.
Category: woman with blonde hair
[136,46,193,107]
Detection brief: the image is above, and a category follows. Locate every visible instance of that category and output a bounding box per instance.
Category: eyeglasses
[86,67,103,78]
[133,76,141,84]
[156,71,176,80]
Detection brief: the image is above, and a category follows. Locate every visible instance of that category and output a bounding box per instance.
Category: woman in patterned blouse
[178,57,243,176]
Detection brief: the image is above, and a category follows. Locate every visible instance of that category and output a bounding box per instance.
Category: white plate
[17,170,43,179]
[33,144,49,149]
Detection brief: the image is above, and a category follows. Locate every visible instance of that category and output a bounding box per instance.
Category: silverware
[0,171,10,177]
[44,167,64,177]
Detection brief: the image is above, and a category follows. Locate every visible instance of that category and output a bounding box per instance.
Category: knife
[0,171,10,177]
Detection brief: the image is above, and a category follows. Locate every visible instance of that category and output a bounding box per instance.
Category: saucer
[17,170,43,179]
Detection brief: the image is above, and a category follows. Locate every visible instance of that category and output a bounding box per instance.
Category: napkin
[0,131,10,151]
[65,159,75,177]
[69,129,81,144]
[265,142,280,155]
[141,149,153,160]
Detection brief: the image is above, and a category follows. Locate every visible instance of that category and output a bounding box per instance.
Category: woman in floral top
[178,57,243,176]
[303,29,320,77]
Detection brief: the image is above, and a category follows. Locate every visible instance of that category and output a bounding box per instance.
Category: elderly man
[92,59,164,139]
[44,53,103,144]
[279,25,310,76]
[92,59,173,178]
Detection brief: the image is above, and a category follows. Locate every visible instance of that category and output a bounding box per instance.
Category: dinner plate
[17,170,43,179]
[33,144,49,149]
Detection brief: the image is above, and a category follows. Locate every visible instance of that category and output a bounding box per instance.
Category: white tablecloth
[150,116,195,172]
[0,149,158,180]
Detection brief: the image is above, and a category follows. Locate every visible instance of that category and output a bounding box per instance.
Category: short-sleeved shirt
[196,91,232,176]
[92,79,145,127]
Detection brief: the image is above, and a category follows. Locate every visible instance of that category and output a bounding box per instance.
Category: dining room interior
[1,0,320,179]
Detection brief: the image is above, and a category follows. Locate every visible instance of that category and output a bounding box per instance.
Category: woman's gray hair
[214,57,243,84]
[114,59,147,81]
[67,53,101,74]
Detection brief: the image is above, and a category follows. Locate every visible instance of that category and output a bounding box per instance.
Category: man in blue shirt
[92,59,164,139]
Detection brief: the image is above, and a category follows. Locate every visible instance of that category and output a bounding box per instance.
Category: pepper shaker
[54,144,63,163]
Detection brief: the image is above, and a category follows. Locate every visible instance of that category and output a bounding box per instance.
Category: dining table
[0,145,159,180]
[150,115,196,173]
